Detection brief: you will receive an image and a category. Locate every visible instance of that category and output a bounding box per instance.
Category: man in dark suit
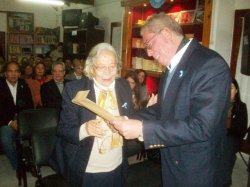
[41,62,67,112]
[111,13,231,187]
[0,62,33,170]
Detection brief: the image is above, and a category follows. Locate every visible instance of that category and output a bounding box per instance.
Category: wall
[0,0,58,30]
[94,0,123,42]
[211,0,250,125]
[0,0,94,41]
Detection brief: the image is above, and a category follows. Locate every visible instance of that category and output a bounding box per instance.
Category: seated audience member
[216,77,248,187]
[64,58,73,75]
[43,56,53,75]
[135,69,149,103]
[57,43,133,187]
[26,62,51,108]
[65,58,85,81]
[21,63,33,81]
[50,42,63,63]
[0,62,33,170]
[125,70,141,111]
[41,62,67,112]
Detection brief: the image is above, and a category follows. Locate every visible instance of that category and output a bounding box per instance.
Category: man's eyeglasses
[95,64,117,72]
[143,29,163,51]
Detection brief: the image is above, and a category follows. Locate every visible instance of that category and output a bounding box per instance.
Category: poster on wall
[7,12,34,32]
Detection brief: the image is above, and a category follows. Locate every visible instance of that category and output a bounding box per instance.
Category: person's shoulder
[18,78,31,90]
[189,40,229,70]
[65,77,91,89]
[238,101,247,108]
[116,77,129,85]
[41,79,54,88]
[116,78,131,91]
[0,77,6,87]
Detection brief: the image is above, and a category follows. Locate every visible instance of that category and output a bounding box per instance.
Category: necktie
[97,90,117,110]
[162,67,170,100]
[97,90,123,154]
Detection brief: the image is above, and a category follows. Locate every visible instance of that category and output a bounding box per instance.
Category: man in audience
[65,58,85,81]
[41,62,67,112]
[0,62,33,170]
[50,42,63,63]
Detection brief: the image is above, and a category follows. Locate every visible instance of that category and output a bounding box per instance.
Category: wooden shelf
[121,0,212,77]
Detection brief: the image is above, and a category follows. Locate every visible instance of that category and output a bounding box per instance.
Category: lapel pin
[121,102,128,109]
[179,70,184,78]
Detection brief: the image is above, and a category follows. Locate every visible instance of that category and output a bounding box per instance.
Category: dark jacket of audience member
[40,79,68,111]
[0,77,33,126]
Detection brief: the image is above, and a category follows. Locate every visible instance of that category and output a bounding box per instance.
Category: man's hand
[110,117,143,139]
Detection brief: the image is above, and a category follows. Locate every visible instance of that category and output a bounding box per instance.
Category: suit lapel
[162,39,198,117]
[5,80,16,106]
[115,80,128,116]
[50,80,60,96]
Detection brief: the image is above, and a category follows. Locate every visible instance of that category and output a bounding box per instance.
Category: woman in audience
[217,77,248,187]
[125,70,141,111]
[21,63,33,81]
[26,62,51,108]
[136,69,149,103]
[57,43,133,187]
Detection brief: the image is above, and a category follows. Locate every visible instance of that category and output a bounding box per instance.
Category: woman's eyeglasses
[95,64,117,72]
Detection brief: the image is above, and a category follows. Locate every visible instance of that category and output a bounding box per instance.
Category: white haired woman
[57,43,134,187]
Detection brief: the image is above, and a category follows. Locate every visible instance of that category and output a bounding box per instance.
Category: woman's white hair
[84,42,120,78]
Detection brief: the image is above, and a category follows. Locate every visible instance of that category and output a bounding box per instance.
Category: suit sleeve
[142,57,231,147]
[57,82,84,144]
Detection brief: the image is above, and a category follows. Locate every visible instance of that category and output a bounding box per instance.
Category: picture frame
[179,10,195,24]
[7,12,34,32]
[196,0,205,11]
[167,12,180,23]
[193,10,204,23]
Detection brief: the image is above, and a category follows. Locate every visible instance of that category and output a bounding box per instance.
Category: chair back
[32,128,57,166]
[18,108,59,139]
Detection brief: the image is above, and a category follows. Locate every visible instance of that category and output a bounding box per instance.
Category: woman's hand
[147,93,158,107]
[85,119,106,138]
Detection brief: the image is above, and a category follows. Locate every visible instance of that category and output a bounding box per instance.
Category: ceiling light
[19,0,64,6]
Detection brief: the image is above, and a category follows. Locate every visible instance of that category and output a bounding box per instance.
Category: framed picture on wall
[179,10,195,24]
[7,12,34,32]
[194,10,204,23]
[167,12,180,23]
[196,0,205,11]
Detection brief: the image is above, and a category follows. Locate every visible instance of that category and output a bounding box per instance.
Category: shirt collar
[6,79,18,88]
[93,78,115,91]
[168,38,192,72]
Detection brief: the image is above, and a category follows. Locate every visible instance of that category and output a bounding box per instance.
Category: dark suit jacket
[57,78,134,187]
[228,101,248,139]
[0,78,33,126]
[137,39,231,187]
[40,79,68,112]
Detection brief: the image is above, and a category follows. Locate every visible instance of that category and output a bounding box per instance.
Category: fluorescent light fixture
[19,0,64,6]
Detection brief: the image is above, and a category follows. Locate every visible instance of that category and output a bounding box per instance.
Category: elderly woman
[57,43,134,187]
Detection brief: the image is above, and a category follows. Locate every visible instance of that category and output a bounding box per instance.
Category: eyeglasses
[143,29,163,51]
[95,64,117,72]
